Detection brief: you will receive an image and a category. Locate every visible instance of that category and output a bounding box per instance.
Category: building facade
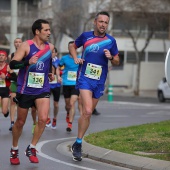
[0,0,169,92]
[0,0,39,53]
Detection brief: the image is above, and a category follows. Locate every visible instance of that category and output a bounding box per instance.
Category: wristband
[109,56,114,61]
[10,59,29,69]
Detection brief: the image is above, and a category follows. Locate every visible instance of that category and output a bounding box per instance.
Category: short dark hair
[32,19,49,35]
[68,41,74,45]
[95,11,110,20]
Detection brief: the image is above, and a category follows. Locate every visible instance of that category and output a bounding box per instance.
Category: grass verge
[84,120,170,161]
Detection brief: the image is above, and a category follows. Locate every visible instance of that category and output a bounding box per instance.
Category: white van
[157,77,170,102]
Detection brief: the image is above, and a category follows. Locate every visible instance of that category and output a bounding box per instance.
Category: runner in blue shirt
[59,42,82,132]
[69,11,120,161]
[46,47,61,129]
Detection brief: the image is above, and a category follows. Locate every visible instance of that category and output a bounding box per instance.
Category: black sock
[4,111,9,118]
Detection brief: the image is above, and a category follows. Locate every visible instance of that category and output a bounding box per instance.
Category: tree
[47,0,85,47]
[87,0,170,95]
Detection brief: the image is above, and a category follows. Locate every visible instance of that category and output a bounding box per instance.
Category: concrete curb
[82,140,170,170]
[57,140,170,170]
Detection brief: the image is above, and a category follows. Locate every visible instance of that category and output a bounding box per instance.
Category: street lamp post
[10,0,18,54]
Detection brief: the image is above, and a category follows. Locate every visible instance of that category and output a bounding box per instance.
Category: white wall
[109,64,135,87]
[109,62,165,90]
[116,38,170,52]
[139,62,164,90]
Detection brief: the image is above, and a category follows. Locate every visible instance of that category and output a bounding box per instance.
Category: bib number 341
[85,63,102,80]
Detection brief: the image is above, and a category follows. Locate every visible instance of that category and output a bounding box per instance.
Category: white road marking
[108,101,158,107]
[36,137,96,170]
[104,101,170,109]
[147,110,170,115]
[103,115,128,117]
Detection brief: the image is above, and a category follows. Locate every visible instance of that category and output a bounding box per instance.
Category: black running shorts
[15,92,50,108]
[0,87,10,98]
[63,85,79,98]
[50,87,61,102]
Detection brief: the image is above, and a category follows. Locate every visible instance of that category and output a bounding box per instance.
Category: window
[148,52,165,62]
[127,52,136,63]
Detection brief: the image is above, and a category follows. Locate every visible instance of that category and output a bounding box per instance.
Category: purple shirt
[17,40,52,95]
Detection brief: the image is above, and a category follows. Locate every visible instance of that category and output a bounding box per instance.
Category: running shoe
[92,109,101,115]
[66,114,69,123]
[10,149,20,165]
[25,145,39,163]
[66,122,72,132]
[32,124,36,134]
[51,118,56,129]
[71,142,82,161]
[9,122,14,132]
[46,118,51,127]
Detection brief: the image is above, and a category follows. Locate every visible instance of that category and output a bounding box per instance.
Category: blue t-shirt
[49,56,61,88]
[59,54,80,85]
[75,31,118,85]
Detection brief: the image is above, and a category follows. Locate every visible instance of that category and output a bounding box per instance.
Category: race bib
[67,71,77,81]
[85,63,102,80]
[49,75,57,84]
[27,72,44,88]
[13,69,19,75]
[0,78,6,87]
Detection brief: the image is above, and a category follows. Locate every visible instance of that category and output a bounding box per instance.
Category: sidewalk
[113,88,157,98]
[101,89,158,102]
[58,140,170,170]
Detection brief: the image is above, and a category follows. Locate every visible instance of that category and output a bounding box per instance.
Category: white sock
[12,146,18,150]
[30,144,36,148]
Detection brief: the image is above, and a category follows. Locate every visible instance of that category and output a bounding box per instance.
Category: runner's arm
[110,54,120,65]
[68,42,84,64]
[56,67,62,83]
[9,41,30,69]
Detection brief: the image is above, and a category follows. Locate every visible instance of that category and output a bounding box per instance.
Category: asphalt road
[0,94,170,170]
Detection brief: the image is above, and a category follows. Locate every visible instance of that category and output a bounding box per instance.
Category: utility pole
[10,0,18,53]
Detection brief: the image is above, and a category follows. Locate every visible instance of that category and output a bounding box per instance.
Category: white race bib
[0,78,6,87]
[27,72,44,88]
[84,63,102,80]
[49,75,58,84]
[67,71,77,81]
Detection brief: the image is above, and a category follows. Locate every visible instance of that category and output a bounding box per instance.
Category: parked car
[157,77,170,102]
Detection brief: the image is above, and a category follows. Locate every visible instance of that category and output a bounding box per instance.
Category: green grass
[84,120,170,161]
